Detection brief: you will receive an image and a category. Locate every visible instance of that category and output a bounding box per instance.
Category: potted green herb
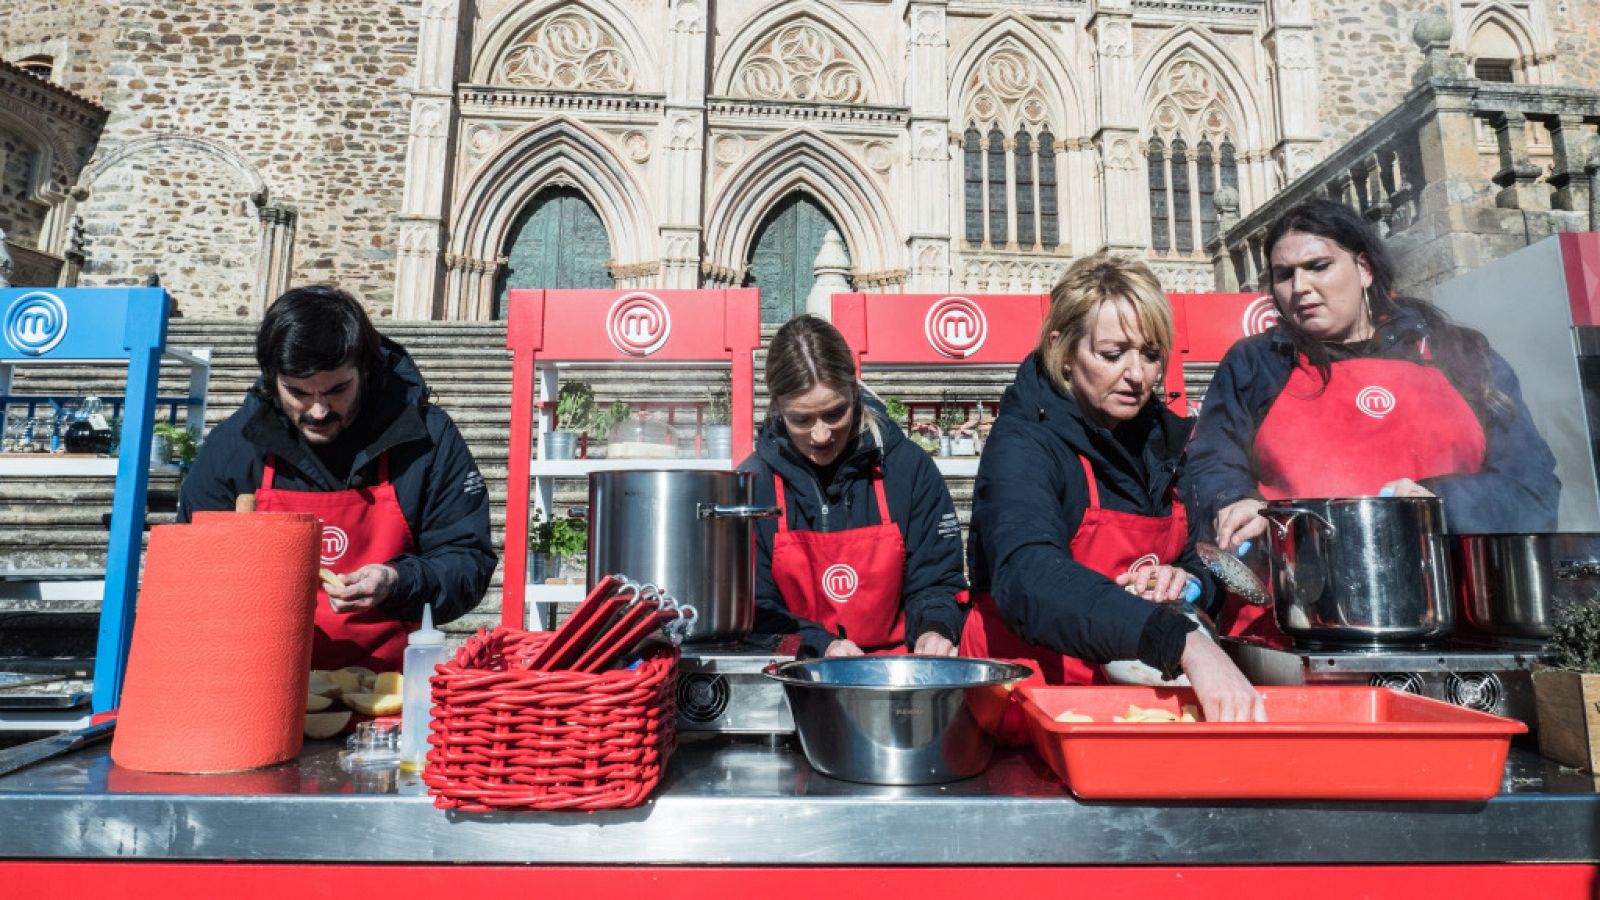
[152,422,200,475]
[883,397,909,428]
[936,401,966,457]
[529,507,587,584]
[1532,596,1600,772]
[548,381,595,460]
[703,383,733,459]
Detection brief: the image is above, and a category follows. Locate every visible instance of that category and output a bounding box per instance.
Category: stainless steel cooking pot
[763,656,1031,785]
[1261,496,1454,646]
[588,470,777,644]
[1452,533,1600,643]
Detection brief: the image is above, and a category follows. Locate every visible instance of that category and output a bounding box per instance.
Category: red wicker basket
[422,627,678,812]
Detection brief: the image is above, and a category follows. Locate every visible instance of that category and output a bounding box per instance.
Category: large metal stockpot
[1261,496,1455,646]
[588,470,777,644]
[1453,533,1600,643]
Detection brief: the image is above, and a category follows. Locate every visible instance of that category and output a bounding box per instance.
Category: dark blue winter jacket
[177,338,497,626]
[1186,305,1560,535]
[967,354,1213,674]
[739,394,966,657]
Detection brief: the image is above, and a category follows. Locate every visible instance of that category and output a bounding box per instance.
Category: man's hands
[325,564,398,614]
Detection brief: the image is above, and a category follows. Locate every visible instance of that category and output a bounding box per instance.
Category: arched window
[963,128,984,245]
[1038,128,1059,249]
[986,124,1008,246]
[16,55,53,81]
[1147,137,1169,255]
[1014,129,1035,248]
[1468,18,1524,83]
[1145,58,1242,257]
[960,41,1067,252]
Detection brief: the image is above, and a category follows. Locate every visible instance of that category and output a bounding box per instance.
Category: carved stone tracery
[1148,58,1237,145]
[497,10,636,92]
[730,22,866,104]
[965,42,1052,132]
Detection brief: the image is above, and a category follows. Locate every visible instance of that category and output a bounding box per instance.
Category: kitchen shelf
[530,456,734,477]
[932,457,980,477]
[0,457,180,477]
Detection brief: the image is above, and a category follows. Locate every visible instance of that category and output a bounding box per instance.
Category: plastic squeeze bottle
[400,603,448,771]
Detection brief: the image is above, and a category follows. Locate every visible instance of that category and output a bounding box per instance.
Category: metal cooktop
[676,634,796,734]
[1222,636,1552,725]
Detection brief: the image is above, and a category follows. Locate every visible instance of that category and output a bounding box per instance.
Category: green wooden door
[744,192,840,324]
[495,187,614,319]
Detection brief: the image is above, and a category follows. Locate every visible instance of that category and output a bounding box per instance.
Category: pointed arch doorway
[495,186,614,319]
[744,191,841,324]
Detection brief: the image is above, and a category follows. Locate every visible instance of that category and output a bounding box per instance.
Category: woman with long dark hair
[740,315,966,657]
[1188,198,1558,599]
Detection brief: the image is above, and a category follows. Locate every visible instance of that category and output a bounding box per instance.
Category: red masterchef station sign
[1178,293,1279,364]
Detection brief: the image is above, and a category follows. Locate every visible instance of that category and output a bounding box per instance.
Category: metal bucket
[1261,496,1455,646]
[587,470,777,644]
[1452,533,1600,643]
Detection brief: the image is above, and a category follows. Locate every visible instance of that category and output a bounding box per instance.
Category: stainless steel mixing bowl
[762,656,1031,785]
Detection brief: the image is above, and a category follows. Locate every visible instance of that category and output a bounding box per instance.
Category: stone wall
[0,132,45,247]
[0,1,117,102]
[6,0,420,318]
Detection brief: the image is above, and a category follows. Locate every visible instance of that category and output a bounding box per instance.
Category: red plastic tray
[1017,686,1526,801]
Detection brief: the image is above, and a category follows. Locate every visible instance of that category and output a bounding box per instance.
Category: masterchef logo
[821,563,859,603]
[1356,386,1397,419]
[320,526,350,565]
[1240,295,1280,337]
[1126,553,1161,576]
[606,292,672,356]
[3,291,69,356]
[924,296,987,359]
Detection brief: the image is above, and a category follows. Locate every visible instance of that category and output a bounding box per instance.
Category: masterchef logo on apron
[1356,385,1397,419]
[821,563,859,603]
[320,525,350,564]
[1125,553,1161,575]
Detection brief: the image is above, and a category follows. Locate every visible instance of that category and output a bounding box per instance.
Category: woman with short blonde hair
[963,254,1264,722]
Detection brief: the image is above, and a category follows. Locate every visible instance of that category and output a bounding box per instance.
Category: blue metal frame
[1,287,170,713]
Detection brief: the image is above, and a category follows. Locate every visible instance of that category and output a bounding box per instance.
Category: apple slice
[305,711,353,739]
[373,672,403,696]
[326,669,362,696]
[308,670,341,698]
[342,692,402,716]
[307,693,333,712]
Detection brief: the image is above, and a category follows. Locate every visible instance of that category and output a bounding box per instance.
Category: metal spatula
[1196,540,1271,606]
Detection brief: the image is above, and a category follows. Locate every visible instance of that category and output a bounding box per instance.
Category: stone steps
[1,318,1027,645]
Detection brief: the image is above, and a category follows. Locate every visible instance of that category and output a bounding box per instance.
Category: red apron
[960,456,1191,684]
[255,452,418,672]
[1222,354,1487,639]
[770,472,910,655]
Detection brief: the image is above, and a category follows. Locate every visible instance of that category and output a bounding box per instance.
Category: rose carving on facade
[499,11,636,92]
[732,22,866,103]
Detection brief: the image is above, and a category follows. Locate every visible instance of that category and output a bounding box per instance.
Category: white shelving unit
[0,346,209,729]
[524,363,736,629]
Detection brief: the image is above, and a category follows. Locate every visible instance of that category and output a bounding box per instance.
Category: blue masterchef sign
[0,287,171,711]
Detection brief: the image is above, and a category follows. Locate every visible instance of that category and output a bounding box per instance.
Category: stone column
[393,0,462,319]
[659,0,708,289]
[1547,115,1590,214]
[0,227,12,289]
[907,0,951,291]
[251,199,298,316]
[1088,0,1142,254]
[1264,0,1322,184]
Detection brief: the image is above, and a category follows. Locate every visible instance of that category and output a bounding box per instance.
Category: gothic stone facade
[0,0,1594,319]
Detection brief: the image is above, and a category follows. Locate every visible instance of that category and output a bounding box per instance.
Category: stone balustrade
[1211,77,1600,299]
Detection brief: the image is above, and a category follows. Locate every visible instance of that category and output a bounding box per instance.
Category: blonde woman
[740,315,965,658]
[962,254,1263,721]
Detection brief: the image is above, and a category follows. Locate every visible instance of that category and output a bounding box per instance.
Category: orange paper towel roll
[111,512,321,773]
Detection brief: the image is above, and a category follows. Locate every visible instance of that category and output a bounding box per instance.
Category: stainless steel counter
[0,735,1595,865]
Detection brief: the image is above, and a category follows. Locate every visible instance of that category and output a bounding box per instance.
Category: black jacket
[967,354,1210,674]
[1186,306,1560,535]
[177,339,497,625]
[738,395,966,657]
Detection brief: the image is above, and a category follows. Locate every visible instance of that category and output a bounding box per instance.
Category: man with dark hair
[179,285,496,671]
